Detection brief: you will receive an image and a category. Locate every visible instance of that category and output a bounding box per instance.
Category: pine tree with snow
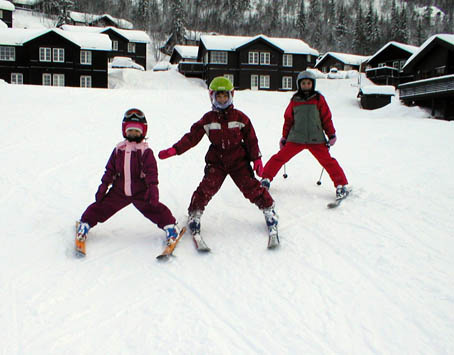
[170,0,186,45]
[353,5,366,54]
[296,0,306,39]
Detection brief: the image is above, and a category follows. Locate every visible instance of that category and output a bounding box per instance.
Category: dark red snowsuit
[81,140,175,229]
[172,105,274,212]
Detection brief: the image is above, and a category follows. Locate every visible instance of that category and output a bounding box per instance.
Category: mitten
[279,137,286,150]
[253,158,264,177]
[158,147,177,160]
[95,183,108,202]
[328,135,337,146]
[145,184,159,207]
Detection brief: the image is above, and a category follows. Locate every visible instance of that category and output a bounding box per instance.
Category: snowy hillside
[1,69,454,355]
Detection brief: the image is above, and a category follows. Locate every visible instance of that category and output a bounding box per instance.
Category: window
[0,10,3,19]
[80,50,92,65]
[223,74,234,86]
[251,75,258,89]
[283,54,293,67]
[204,52,209,64]
[80,76,92,88]
[42,73,52,86]
[378,62,385,68]
[128,42,136,53]
[52,48,64,62]
[282,76,292,90]
[260,52,270,65]
[249,51,259,64]
[0,46,15,61]
[112,41,118,51]
[53,74,65,87]
[434,66,446,76]
[307,54,312,63]
[11,73,23,85]
[399,60,406,70]
[210,51,228,64]
[260,75,270,89]
[40,47,51,62]
[393,61,399,69]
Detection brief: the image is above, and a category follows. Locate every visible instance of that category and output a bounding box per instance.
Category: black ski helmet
[122,108,147,138]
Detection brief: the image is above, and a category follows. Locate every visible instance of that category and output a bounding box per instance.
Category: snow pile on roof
[403,34,454,70]
[360,85,395,96]
[110,56,144,71]
[0,0,14,11]
[0,28,111,50]
[173,45,198,59]
[69,11,133,30]
[61,24,150,43]
[201,34,319,56]
[317,52,369,66]
[367,41,419,63]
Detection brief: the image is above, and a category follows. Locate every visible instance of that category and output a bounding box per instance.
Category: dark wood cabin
[315,52,368,73]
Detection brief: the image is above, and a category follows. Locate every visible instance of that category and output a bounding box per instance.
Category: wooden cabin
[357,85,395,110]
[315,52,369,73]
[399,34,454,120]
[0,28,111,87]
[68,11,133,30]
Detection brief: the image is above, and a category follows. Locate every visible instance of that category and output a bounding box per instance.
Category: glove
[279,137,286,150]
[158,147,177,160]
[328,135,337,146]
[253,158,264,177]
[145,184,159,207]
[95,183,108,202]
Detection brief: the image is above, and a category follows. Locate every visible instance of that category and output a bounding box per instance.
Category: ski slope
[1,69,453,355]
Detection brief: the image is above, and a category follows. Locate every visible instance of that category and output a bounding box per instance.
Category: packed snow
[1,69,453,355]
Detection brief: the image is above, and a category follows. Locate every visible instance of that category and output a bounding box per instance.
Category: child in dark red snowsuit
[158,77,278,244]
[261,71,349,199]
[77,108,180,246]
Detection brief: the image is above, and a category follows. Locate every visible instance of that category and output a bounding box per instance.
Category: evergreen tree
[399,6,409,43]
[170,0,186,45]
[296,0,306,39]
[335,3,349,52]
[353,5,366,54]
[308,0,322,49]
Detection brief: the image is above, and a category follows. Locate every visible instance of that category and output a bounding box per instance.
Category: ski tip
[156,254,171,261]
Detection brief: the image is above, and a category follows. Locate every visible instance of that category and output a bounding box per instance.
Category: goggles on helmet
[124,108,145,120]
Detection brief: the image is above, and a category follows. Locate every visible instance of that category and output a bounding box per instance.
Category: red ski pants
[262,142,348,187]
[188,163,274,213]
[81,188,176,229]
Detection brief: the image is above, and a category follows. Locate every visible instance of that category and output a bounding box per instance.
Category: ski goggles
[124,108,145,120]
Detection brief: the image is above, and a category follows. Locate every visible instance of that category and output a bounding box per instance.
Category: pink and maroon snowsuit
[80,140,175,229]
[262,92,348,187]
[172,105,274,213]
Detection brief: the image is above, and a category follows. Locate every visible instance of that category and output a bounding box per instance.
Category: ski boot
[260,178,271,190]
[164,224,180,246]
[76,221,90,241]
[188,210,202,235]
[262,204,279,249]
[336,185,350,200]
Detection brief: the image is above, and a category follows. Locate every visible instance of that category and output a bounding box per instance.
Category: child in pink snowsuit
[77,108,180,245]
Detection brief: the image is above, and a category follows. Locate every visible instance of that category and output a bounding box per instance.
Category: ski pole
[316,168,324,185]
[283,164,288,179]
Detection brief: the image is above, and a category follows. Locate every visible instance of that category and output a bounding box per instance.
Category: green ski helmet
[209,76,234,110]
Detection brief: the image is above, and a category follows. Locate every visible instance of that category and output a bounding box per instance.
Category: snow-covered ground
[1,69,453,355]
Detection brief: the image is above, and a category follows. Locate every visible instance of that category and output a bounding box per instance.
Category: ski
[156,227,186,260]
[75,221,87,257]
[192,233,211,252]
[267,232,280,249]
[327,191,350,208]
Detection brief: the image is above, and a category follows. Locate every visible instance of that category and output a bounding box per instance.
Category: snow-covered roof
[0,0,14,11]
[359,85,395,96]
[173,45,198,59]
[61,24,150,43]
[12,0,42,5]
[200,34,319,56]
[367,41,419,64]
[403,34,454,70]
[0,20,7,29]
[316,52,369,67]
[0,28,111,50]
[69,11,133,30]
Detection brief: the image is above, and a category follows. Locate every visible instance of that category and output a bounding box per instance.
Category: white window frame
[204,52,209,64]
[40,47,51,62]
[282,76,292,90]
[80,50,92,65]
[11,73,23,85]
[260,75,270,89]
[210,51,228,64]
[52,73,65,87]
[248,51,259,64]
[127,42,136,53]
[0,10,3,19]
[251,75,259,90]
[260,52,270,65]
[53,48,64,63]
[0,46,15,61]
[80,75,92,88]
[283,54,293,67]
[42,73,52,86]
[223,74,234,86]
[400,60,406,70]
[393,61,399,69]
[378,62,385,68]
[112,40,118,51]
